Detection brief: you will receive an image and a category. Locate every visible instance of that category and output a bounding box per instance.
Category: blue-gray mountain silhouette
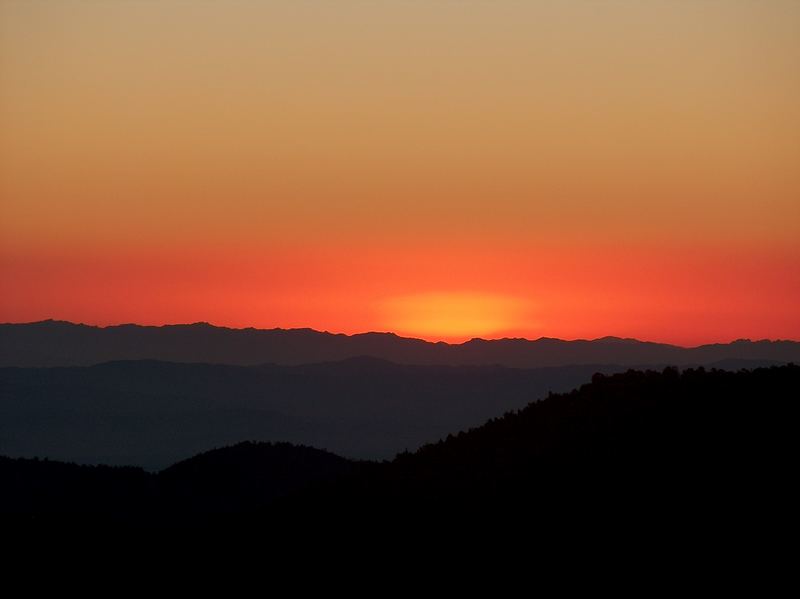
[2,320,798,367]
[0,358,635,468]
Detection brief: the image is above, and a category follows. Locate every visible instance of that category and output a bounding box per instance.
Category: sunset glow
[1,1,799,344]
[381,292,532,341]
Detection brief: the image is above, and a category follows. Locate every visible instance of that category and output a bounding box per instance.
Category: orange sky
[1,1,799,344]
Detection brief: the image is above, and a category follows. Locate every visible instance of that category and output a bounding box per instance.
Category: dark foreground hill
[2,364,796,533]
[307,364,797,517]
[2,320,798,368]
[0,442,356,520]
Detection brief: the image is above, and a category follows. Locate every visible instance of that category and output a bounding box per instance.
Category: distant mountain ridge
[1,320,798,368]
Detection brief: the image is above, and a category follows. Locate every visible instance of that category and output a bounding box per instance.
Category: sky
[1,0,799,345]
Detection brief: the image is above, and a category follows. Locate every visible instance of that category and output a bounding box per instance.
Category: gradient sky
[1,1,799,344]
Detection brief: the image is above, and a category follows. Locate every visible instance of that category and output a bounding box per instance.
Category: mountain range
[2,320,798,368]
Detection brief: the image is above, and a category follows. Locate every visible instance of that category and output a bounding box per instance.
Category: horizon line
[2,319,798,349]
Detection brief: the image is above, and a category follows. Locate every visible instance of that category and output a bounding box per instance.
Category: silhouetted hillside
[2,320,798,368]
[1,365,795,531]
[0,456,153,517]
[158,441,360,517]
[0,358,629,467]
[0,441,362,522]
[308,364,797,516]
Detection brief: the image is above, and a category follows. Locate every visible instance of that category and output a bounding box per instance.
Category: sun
[380,292,530,341]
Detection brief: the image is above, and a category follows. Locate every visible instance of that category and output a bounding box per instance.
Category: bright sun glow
[381,292,531,341]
